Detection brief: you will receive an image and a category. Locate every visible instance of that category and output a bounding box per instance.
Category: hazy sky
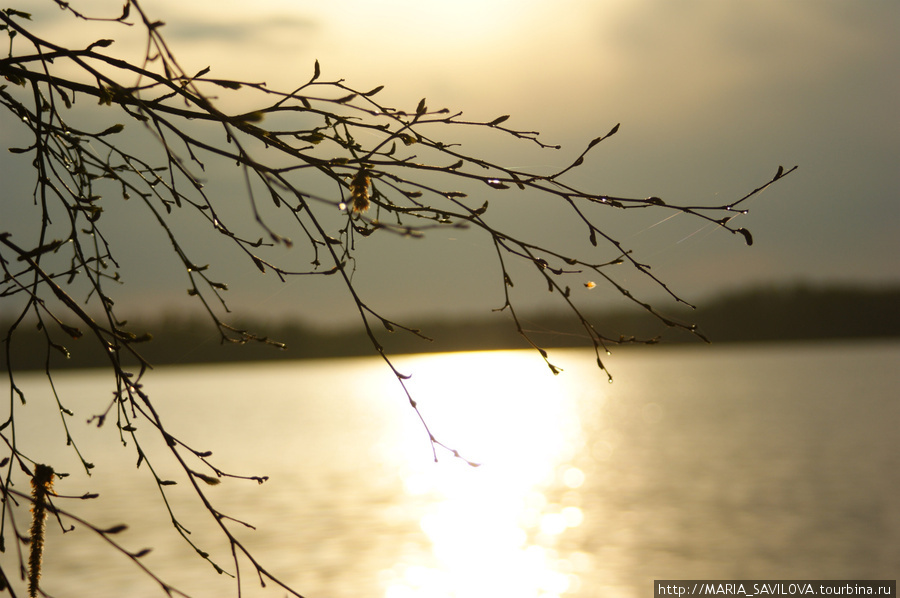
[3,0,898,329]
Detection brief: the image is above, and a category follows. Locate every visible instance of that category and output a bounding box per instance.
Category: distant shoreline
[4,284,899,372]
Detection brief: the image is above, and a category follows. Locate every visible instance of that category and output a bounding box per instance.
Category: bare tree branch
[0,2,794,596]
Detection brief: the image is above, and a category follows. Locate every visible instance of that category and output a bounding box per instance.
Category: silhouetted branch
[0,1,794,596]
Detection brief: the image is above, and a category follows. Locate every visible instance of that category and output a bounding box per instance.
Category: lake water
[5,340,899,597]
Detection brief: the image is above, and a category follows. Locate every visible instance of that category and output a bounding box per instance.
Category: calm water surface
[6,340,899,597]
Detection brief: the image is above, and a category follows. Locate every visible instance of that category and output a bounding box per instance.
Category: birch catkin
[349,169,371,212]
[28,464,54,598]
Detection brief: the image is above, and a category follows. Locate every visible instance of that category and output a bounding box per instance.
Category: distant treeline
[3,284,899,371]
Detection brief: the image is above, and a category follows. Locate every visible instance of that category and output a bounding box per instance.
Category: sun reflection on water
[378,350,597,598]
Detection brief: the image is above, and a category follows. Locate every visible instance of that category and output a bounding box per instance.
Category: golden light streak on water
[377,350,597,598]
